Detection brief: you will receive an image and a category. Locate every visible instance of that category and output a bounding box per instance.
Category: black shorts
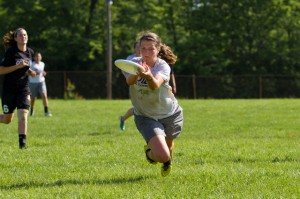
[1,88,30,114]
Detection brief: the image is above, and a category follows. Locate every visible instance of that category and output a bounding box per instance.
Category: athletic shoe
[45,112,52,117]
[119,116,125,130]
[19,135,27,149]
[19,143,27,149]
[161,160,172,177]
[144,145,157,165]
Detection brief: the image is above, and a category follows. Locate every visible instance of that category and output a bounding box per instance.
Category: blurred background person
[29,52,52,117]
[119,41,140,130]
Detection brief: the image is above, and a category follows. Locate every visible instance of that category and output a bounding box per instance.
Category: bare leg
[42,92,52,116]
[30,96,35,108]
[30,96,36,116]
[42,92,48,107]
[18,109,29,149]
[119,107,133,130]
[121,107,134,122]
[165,138,174,156]
[17,109,28,135]
[147,135,171,163]
[0,113,14,124]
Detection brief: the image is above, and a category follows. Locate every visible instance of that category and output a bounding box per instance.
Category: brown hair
[138,31,177,64]
[2,31,15,49]
[34,52,41,56]
[2,28,25,49]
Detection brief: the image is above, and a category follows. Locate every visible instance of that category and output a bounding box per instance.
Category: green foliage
[178,0,300,75]
[0,0,106,70]
[64,79,84,99]
[0,99,299,198]
[0,0,299,76]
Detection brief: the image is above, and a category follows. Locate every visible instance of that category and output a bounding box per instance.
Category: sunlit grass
[0,99,299,198]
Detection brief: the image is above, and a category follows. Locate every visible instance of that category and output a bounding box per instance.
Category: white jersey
[129,57,178,120]
[126,54,137,60]
[29,61,45,83]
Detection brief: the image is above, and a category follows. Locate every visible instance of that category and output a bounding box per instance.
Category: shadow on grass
[89,132,102,136]
[230,156,300,163]
[88,131,114,136]
[0,175,152,190]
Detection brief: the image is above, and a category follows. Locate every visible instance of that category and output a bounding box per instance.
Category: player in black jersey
[0,28,36,149]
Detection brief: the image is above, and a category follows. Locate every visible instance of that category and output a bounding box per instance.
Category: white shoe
[45,112,52,117]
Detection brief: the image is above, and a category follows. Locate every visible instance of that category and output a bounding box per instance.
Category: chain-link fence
[176,74,300,99]
[1,71,300,99]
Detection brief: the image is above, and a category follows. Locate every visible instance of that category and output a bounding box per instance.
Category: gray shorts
[134,105,183,143]
[29,81,47,98]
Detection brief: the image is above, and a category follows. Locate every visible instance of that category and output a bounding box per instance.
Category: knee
[155,151,171,163]
[2,117,12,124]
[18,110,28,122]
[20,117,26,123]
[18,114,27,122]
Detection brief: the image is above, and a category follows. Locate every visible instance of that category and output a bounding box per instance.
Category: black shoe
[144,145,157,164]
[19,143,27,149]
[161,159,172,177]
[19,135,27,149]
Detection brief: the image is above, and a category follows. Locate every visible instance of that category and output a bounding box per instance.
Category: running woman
[0,28,36,149]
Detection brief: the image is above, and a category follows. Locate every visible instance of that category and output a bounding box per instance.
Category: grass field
[0,99,299,198]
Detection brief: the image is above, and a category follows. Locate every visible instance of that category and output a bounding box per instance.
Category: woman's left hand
[137,62,152,79]
[28,69,37,77]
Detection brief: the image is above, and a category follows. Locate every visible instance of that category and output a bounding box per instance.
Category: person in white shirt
[123,31,183,177]
[119,41,177,131]
[126,41,140,60]
[29,52,52,117]
[119,41,140,130]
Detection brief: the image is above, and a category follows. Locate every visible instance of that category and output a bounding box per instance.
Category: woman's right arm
[126,74,139,85]
[0,60,29,75]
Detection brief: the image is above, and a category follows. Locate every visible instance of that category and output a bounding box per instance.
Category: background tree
[0,0,299,76]
[177,0,300,75]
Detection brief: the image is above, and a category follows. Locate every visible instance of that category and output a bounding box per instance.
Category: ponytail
[2,31,15,49]
[158,44,177,65]
[2,28,25,50]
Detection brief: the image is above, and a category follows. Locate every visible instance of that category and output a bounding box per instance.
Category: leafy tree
[0,0,106,70]
[0,0,299,76]
[178,0,300,75]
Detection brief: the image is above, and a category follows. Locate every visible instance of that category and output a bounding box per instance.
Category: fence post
[259,75,263,98]
[192,74,196,99]
[64,71,67,97]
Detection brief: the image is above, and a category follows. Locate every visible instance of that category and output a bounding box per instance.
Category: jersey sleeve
[28,48,35,61]
[0,48,14,66]
[157,59,170,82]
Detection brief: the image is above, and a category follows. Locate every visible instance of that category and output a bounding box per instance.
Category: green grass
[0,99,299,198]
